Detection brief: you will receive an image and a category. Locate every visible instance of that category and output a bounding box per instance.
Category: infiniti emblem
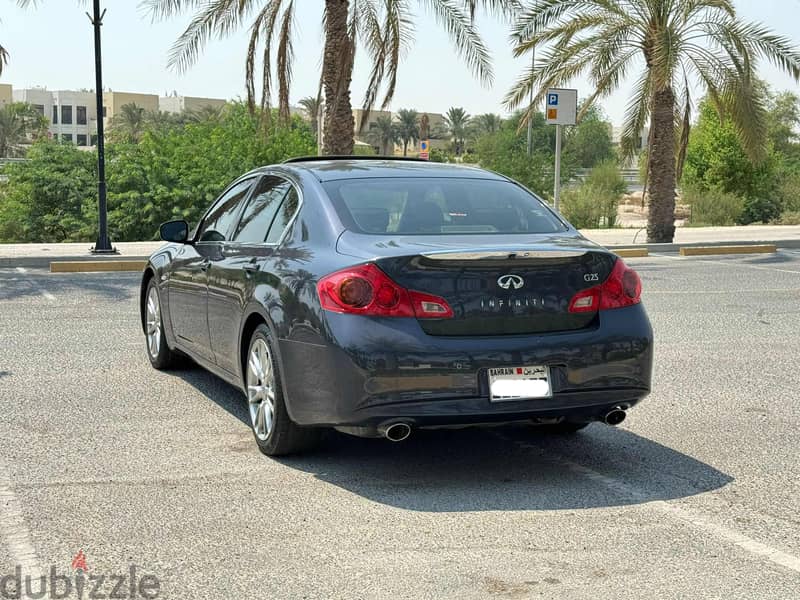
[497,274,524,290]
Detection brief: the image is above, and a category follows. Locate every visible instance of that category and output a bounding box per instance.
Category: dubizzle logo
[70,551,88,574]
[0,550,160,599]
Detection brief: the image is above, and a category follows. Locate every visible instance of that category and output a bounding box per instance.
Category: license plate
[488,365,551,402]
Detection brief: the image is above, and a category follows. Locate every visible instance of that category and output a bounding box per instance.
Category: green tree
[684,99,781,224]
[145,0,514,155]
[0,142,97,242]
[107,103,147,144]
[0,103,317,243]
[563,105,613,169]
[0,102,49,157]
[473,111,553,197]
[366,115,398,155]
[472,113,502,136]
[444,107,471,156]
[395,109,419,156]
[507,0,800,242]
[298,96,322,137]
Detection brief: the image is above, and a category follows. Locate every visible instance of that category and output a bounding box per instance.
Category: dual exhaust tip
[377,409,625,442]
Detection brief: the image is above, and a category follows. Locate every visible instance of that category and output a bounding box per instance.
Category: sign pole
[553,124,562,211]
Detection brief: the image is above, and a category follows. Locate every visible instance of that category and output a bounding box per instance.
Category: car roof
[259,157,507,182]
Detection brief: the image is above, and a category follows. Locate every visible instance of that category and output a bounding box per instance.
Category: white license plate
[488,365,552,402]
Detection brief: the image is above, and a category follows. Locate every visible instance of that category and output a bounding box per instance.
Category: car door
[207,175,292,374]
[168,177,256,361]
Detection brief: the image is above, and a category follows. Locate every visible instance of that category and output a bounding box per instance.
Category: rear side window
[265,188,300,244]
[322,177,566,235]
[232,176,290,243]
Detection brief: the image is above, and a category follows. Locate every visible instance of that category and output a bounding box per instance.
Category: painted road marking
[650,252,800,275]
[13,266,56,302]
[495,431,800,575]
[0,458,43,585]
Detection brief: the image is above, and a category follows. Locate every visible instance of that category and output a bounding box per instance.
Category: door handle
[200,259,211,272]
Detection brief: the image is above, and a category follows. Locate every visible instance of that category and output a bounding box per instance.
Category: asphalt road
[1,252,799,599]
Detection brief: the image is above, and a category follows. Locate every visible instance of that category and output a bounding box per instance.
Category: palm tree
[506,0,800,243]
[444,107,471,155]
[395,109,419,156]
[473,113,502,135]
[144,1,517,155]
[298,96,322,136]
[0,103,48,157]
[366,115,398,155]
[107,103,146,143]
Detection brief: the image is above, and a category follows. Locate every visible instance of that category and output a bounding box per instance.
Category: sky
[1,0,798,127]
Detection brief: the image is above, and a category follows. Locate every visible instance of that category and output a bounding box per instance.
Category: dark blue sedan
[140,157,653,455]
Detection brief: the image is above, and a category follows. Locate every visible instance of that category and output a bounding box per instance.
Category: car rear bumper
[279,303,653,427]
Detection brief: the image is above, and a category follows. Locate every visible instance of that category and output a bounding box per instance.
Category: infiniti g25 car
[140,157,653,455]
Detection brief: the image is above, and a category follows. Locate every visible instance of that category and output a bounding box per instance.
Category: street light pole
[88,0,114,254]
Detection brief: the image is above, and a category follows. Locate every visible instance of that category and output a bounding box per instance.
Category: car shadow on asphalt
[173,365,734,512]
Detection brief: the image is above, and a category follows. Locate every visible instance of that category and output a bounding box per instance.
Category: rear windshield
[322,177,567,235]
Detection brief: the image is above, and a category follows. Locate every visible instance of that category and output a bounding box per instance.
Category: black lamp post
[88,0,115,254]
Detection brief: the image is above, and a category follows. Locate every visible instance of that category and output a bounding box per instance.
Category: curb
[612,248,649,258]
[679,244,777,257]
[605,239,800,253]
[1,255,150,269]
[50,260,147,273]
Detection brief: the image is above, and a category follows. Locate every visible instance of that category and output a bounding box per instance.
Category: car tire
[144,279,179,370]
[245,324,320,456]
[536,421,591,434]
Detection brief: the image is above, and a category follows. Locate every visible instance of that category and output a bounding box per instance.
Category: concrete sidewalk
[2,224,800,268]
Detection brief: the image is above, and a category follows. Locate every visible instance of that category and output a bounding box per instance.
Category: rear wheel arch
[238,308,299,421]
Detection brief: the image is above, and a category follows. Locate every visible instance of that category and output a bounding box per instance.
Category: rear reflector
[568,258,642,313]
[318,263,453,319]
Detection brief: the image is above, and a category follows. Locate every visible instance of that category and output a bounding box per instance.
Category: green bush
[585,161,626,226]
[0,103,316,242]
[740,195,782,224]
[683,185,745,226]
[428,148,452,163]
[776,211,800,225]
[778,173,800,213]
[560,185,601,229]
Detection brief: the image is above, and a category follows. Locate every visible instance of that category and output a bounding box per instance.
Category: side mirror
[159,220,190,243]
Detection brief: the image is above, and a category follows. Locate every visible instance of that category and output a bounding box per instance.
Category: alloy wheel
[145,286,162,358]
[247,338,276,441]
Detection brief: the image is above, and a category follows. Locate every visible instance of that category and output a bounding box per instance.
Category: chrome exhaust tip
[604,407,627,426]
[380,422,412,442]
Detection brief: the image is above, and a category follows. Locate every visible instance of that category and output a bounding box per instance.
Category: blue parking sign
[548,93,559,106]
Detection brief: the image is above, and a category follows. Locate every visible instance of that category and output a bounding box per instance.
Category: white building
[13,88,97,147]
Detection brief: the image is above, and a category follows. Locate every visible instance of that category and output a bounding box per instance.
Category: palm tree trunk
[322,0,354,155]
[403,141,408,156]
[647,87,677,243]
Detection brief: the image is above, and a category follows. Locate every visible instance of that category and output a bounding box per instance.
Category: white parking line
[495,432,800,575]
[650,252,800,275]
[0,459,43,585]
[12,266,55,302]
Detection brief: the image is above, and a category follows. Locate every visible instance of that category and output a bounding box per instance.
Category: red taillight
[317,263,454,319]
[568,259,642,313]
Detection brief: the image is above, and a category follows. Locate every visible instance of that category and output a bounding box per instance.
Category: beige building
[0,84,12,108]
[102,91,159,124]
[159,94,227,114]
